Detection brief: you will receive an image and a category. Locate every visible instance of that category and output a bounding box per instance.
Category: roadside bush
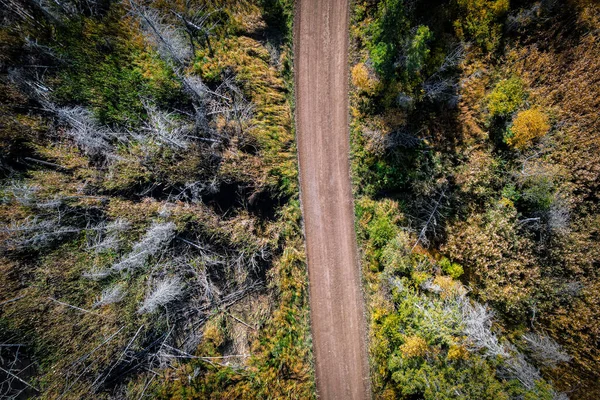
[399,335,428,358]
[351,62,381,96]
[381,232,413,275]
[506,108,550,150]
[356,198,403,269]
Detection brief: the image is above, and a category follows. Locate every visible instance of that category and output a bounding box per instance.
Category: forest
[0,0,315,398]
[350,0,599,398]
[0,0,599,399]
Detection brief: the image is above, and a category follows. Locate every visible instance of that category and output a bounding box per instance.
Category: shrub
[439,257,464,279]
[506,108,550,150]
[454,0,510,52]
[443,202,539,317]
[447,343,469,361]
[399,335,428,358]
[351,62,380,95]
[521,175,555,211]
[50,13,160,126]
[368,210,397,248]
[433,276,466,299]
[487,77,526,117]
[381,233,412,275]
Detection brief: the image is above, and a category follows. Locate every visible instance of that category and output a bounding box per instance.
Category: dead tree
[4,181,38,206]
[207,77,254,140]
[129,1,192,66]
[0,344,39,398]
[1,218,76,250]
[112,222,176,272]
[461,301,508,358]
[412,189,447,251]
[501,345,543,390]
[422,43,464,105]
[171,1,220,58]
[138,277,183,314]
[87,218,130,254]
[54,105,123,158]
[93,284,126,308]
[523,332,571,368]
[547,195,570,233]
[139,101,192,150]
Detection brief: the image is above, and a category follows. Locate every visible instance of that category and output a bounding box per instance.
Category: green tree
[406,25,433,77]
[368,0,410,79]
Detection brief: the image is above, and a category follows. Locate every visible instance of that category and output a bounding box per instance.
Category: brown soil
[294,1,371,398]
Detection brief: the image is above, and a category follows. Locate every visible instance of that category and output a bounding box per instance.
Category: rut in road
[294,0,371,399]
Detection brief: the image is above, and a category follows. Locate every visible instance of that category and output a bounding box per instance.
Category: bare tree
[3,216,120,251]
[7,70,124,160]
[207,77,254,140]
[0,344,39,398]
[138,102,192,150]
[87,218,130,253]
[82,267,112,280]
[459,299,567,394]
[523,332,571,368]
[181,74,209,104]
[559,281,584,297]
[129,2,192,65]
[461,300,509,358]
[171,2,220,58]
[35,198,63,209]
[93,284,126,308]
[138,277,183,314]
[54,105,122,157]
[420,279,442,294]
[170,178,219,204]
[412,189,447,250]
[501,344,543,390]
[3,181,39,206]
[30,0,108,19]
[421,42,464,105]
[548,195,570,233]
[423,77,459,104]
[386,128,422,149]
[112,222,176,272]
[1,217,78,250]
[438,43,466,73]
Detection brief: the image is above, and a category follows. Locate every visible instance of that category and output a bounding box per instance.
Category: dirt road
[294,1,371,399]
